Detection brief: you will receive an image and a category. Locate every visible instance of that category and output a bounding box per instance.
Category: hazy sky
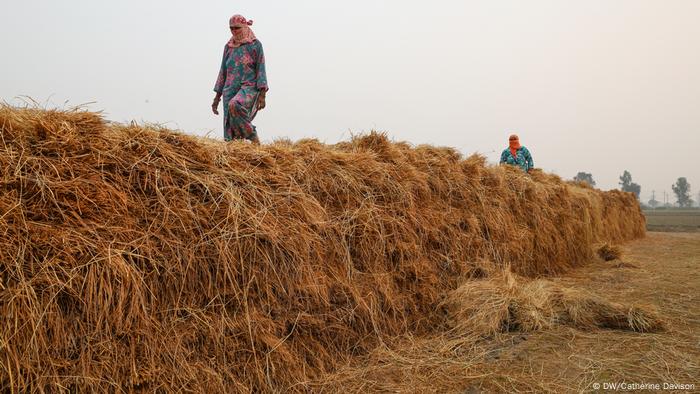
[1,0,698,203]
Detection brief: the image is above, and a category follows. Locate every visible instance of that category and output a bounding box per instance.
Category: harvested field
[644,209,700,232]
[0,106,647,392]
[317,232,700,392]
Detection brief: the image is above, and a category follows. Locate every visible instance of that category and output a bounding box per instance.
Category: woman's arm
[214,46,229,94]
[255,43,268,92]
[212,46,228,114]
[254,42,268,109]
[499,150,507,164]
[525,147,534,169]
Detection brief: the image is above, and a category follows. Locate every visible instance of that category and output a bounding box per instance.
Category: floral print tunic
[500,147,534,172]
[214,40,268,141]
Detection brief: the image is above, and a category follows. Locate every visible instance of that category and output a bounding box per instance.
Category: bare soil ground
[317,232,700,393]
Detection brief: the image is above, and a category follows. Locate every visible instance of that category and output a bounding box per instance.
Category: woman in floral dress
[212,14,268,143]
[499,134,534,173]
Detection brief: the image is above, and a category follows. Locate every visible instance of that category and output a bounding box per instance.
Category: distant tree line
[571,171,693,208]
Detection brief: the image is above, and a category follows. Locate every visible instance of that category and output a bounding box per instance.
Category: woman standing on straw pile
[500,134,534,173]
[212,14,268,143]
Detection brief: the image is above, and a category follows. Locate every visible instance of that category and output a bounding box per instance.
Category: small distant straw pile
[597,243,623,261]
[0,106,646,392]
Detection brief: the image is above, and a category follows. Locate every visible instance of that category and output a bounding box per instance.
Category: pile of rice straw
[0,106,645,392]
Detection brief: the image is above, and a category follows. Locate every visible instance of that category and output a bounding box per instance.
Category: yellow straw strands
[0,106,645,392]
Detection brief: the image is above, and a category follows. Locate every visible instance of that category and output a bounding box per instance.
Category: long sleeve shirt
[500,146,534,172]
[214,40,268,96]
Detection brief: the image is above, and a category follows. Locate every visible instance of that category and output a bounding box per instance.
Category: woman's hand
[212,95,221,115]
[257,91,266,110]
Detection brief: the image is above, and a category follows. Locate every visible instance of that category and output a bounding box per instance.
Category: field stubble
[644,209,700,232]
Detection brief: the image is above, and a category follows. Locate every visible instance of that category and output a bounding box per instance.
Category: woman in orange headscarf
[212,14,268,143]
[499,134,534,172]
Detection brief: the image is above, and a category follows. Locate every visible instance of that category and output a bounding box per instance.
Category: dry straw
[442,268,664,336]
[317,266,664,392]
[0,106,646,392]
[597,243,623,261]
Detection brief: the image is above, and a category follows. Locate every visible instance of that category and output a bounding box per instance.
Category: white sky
[1,0,698,203]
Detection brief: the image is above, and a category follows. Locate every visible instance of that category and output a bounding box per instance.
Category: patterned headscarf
[509,134,521,157]
[227,14,257,48]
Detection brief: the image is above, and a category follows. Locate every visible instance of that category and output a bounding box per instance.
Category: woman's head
[227,14,256,48]
[509,134,521,149]
[229,14,253,26]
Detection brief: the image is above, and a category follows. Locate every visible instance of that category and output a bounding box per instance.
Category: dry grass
[0,106,646,392]
[597,243,623,261]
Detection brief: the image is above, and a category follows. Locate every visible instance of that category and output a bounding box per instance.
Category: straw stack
[0,106,645,392]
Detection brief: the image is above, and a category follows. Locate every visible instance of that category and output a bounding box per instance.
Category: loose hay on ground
[597,243,623,261]
[443,269,664,335]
